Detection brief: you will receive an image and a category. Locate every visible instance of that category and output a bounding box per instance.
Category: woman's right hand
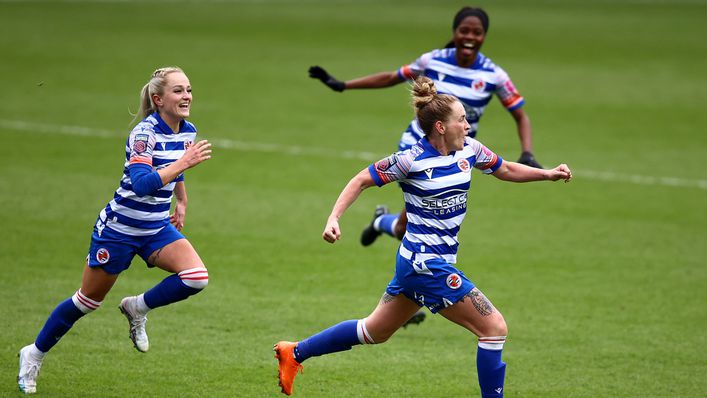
[322,217,342,243]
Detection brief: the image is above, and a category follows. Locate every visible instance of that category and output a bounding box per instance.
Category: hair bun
[412,77,437,110]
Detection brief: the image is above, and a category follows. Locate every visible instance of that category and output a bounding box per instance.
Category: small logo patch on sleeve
[133,134,149,154]
[376,155,397,172]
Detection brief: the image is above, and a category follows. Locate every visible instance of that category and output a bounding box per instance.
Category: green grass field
[1,0,706,397]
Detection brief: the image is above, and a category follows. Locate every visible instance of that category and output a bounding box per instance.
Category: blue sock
[143,274,201,309]
[377,214,399,237]
[35,298,87,352]
[477,346,506,398]
[294,320,362,363]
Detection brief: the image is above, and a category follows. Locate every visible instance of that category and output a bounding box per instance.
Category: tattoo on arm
[380,292,396,305]
[463,288,495,316]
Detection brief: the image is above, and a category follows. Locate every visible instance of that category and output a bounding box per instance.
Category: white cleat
[119,296,149,352]
[18,344,43,394]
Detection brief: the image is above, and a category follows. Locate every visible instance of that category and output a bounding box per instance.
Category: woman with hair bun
[274,77,571,397]
[310,6,544,249]
[18,67,212,394]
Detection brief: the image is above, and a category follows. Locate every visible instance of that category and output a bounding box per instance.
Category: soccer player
[309,7,542,247]
[17,67,212,394]
[274,77,571,397]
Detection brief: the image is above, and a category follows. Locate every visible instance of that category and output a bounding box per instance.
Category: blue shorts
[386,254,475,313]
[86,224,184,275]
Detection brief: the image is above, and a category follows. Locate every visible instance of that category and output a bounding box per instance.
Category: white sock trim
[136,293,150,313]
[71,290,102,314]
[390,218,399,234]
[30,343,47,359]
[478,336,506,351]
[178,267,209,289]
[356,319,375,344]
[373,217,383,231]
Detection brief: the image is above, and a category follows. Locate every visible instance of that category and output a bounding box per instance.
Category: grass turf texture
[1,0,706,397]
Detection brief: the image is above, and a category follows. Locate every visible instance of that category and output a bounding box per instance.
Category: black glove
[308,66,346,92]
[517,151,543,169]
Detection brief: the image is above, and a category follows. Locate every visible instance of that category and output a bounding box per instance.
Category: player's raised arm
[492,161,572,183]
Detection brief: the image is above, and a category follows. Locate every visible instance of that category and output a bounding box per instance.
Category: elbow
[353,171,375,191]
[129,169,164,197]
[131,179,160,197]
[131,186,151,197]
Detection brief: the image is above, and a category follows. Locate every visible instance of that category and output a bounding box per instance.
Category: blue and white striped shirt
[369,137,503,264]
[97,113,197,237]
[397,49,524,149]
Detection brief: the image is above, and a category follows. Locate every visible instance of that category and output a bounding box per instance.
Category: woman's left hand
[170,202,187,231]
[546,164,573,182]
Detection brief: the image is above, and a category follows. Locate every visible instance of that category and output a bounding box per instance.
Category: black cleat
[403,310,426,328]
[360,205,389,246]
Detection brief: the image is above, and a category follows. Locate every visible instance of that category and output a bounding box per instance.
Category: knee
[178,267,209,290]
[373,333,392,344]
[482,313,508,338]
[494,317,508,337]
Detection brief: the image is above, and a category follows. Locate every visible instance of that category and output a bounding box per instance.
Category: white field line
[2,0,703,4]
[2,118,706,190]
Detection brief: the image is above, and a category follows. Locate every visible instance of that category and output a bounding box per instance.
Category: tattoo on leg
[149,248,164,266]
[380,292,396,305]
[463,288,495,316]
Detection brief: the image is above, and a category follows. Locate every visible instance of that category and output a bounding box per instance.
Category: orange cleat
[274,341,303,396]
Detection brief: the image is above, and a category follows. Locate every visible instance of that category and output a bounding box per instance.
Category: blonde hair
[412,76,458,136]
[132,66,184,125]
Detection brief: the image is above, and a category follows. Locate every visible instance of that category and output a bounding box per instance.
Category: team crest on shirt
[96,248,110,264]
[472,79,486,92]
[446,273,462,289]
[457,158,471,172]
[133,134,149,154]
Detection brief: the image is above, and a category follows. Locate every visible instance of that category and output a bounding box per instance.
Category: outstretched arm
[345,71,404,89]
[322,168,377,243]
[492,161,572,183]
[309,66,403,92]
